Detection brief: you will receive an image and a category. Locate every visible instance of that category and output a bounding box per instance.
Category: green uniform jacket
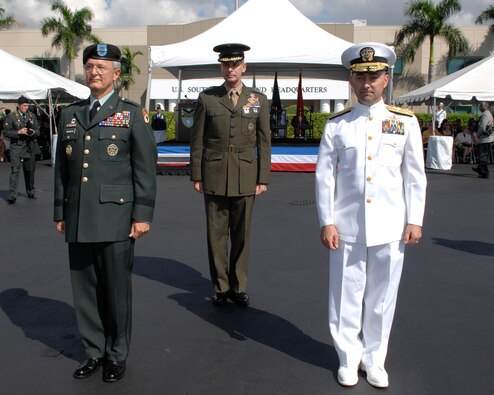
[3,110,41,158]
[54,92,157,243]
[190,84,271,196]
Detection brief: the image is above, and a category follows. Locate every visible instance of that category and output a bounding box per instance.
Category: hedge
[152,111,480,142]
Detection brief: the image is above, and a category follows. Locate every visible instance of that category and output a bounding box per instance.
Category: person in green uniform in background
[54,43,157,383]
[190,43,271,307]
[4,96,41,203]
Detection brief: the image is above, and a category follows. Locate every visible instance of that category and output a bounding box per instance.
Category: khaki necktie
[230,89,238,107]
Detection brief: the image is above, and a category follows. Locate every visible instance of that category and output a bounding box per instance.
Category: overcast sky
[3,0,492,29]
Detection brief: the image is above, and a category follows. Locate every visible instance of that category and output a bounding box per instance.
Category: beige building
[1,19,492,113]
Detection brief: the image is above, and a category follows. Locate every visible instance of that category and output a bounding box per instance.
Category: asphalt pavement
[0,161,493,395]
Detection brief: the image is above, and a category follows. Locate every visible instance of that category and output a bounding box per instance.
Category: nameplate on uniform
[99,111,131,127]
[382,116,404,135]
[65,119,77,130]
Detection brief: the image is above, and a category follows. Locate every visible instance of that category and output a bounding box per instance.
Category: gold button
[82,177,88,183]
[85,135,91,141]
[366,198,372,203]
[369,115,374,120]
[112,135,116,139]
[367,176,372,182]
[119,198,124,203]
[84,149,89,155]
[367,155,373,160]
[368,136,373,140]
[83,163,89,169]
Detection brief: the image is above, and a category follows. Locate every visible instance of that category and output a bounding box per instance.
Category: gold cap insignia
[107,143,118,156]
[360,47,375,62]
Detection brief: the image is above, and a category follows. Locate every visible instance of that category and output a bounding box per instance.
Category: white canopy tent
[395,54,494,105]
[147,0,353,107]
[0,49,90,101]
[394,55,494,171]
[0,49,90,163]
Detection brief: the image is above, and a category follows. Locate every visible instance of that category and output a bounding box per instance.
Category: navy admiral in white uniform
[315,42,427,388]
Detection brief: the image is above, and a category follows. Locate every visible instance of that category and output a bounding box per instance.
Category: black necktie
[90,101,100,121]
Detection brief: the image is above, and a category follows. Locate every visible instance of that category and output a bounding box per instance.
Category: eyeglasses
[83,64,113,74]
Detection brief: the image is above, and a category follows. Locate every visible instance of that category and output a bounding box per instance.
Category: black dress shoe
[227,291,250,306]
[7,198,16,204]
[472,166,481,174]
[212,292,227,306]
[27,193,37,199]
[103,360,126,382]
[73,357,103,379]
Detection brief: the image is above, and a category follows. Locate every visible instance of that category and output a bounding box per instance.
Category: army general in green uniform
[54,44,157,382]
[190,43,271,307]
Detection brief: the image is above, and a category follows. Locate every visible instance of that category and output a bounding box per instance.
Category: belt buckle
[228,144,235,153]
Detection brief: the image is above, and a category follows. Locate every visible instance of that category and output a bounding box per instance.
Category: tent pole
[145,46,152,110]
[48,90,54,166]
[432,97,436,134]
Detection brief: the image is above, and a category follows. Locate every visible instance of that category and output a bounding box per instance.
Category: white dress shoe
[337,365,358,386]
[360,362,389,388]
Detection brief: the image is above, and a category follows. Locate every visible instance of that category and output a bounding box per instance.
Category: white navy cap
[341,42,396,72]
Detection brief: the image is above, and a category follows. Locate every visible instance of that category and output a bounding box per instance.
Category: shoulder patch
[142,108,149,124]
[387,105,414,117]
[328,107,352,120]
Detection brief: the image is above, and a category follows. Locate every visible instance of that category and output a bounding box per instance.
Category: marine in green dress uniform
[190,43,271,307]
[54,43,157,382]
[4,96,41,203]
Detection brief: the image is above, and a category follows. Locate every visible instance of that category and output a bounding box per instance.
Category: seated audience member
[440,122,453,136]
[439,121,454,163]
[467,117,478,133]
[422,121,442,147]
[455,126,473,163]
[451,119,462,136]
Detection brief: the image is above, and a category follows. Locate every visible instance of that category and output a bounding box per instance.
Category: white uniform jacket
[315,100,427,247]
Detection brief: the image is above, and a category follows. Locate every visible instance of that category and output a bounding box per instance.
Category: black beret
[17,95,29,105]
[83,43,121,64]
[213,43,250,63]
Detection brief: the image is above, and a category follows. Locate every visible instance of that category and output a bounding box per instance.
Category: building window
[447,56,482,75]
[393,58,403,76]
[27,58,60,74]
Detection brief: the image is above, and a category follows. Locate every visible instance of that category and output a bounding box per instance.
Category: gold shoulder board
[386,105,414,117]
[328,107,352,120]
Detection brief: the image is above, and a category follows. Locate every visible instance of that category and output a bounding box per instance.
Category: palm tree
[394,0,469,84]
[475,5,494,32]
[41,0,100,80]
[117,46,143,97]
[0,7,17,29]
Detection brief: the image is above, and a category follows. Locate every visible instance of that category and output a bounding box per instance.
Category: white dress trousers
[329,239,404,368]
